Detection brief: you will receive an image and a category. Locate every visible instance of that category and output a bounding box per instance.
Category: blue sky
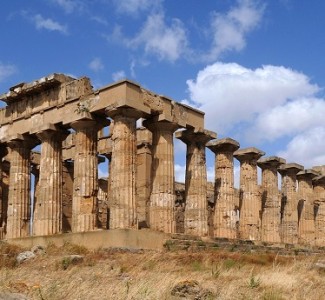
[1,0,325,183]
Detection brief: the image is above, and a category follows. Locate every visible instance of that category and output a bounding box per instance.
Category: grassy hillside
[0,242,325,299]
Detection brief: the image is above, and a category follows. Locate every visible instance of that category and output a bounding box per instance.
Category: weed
[211,265,221,278]
[191,260,204,271]
[248,274,261,288]
[263,289,284,300]
[223,258,237,270]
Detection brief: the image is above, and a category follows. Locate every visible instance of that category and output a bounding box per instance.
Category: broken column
[313,175,325,247]
[257,156,285,243]
[144,118,179,233]
[6,135,36,238]
[70,115,102,232]
[176,129,216,236]
[207,138,239,239]
[234,147,265,241]
[33,124,68,236]
[278,163,304,244]
[106,107,142,229]
[297,169,319,245]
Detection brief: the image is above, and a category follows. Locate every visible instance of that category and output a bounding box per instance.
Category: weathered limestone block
[70,115,103,232]
[33,125,68,236]
[297,169,319,245]
[313,175,325,246]
[234,147,265,241]
[106,107,142,229]
[176,129,216,236]
[207,138,239,239]
[257,156,285,243]
[278,163,304,244]
[144,119,179,233]
[6,135,37,238]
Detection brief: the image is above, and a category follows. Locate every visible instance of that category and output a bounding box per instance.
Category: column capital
[234,147,265,163]
[297,169,320,180]
[143,118,179,133]
[5,134,38,149]
[71,113,109,131]
[313,175,325,186]
[278,163,304,176]
[257,156,286,169]
[35,123,69,142]
[175,128,216,145]
[105,106,143,119]
[207,138,239,154]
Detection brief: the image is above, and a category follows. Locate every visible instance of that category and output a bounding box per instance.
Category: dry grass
[0,242,324,299]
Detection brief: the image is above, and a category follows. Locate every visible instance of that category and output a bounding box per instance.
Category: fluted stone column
[278,163,304,244]
[33,125,68,236]
[6,136,36,238]
[297,169,319,245]
[176,129,216,236]
[234,147,265,241]
[207,138,239,239]
[257,156,285,243]
[136,133,152,228]
[106,107,141,229]
[62,160,73,232]
[144,119,178,233]
[313,175,325,246]
[0,145,8,228]
[71,116,101,232]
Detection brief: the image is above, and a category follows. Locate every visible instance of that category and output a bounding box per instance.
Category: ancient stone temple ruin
[0,73,324,248]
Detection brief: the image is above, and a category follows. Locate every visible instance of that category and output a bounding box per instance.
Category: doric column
[71,115,103,232]
[62,160,73,232]
[278,163,303,244]
[0,145,8,228]
[234,147,265,241]
[144,119,179,233]
[257,156,285,243]
[33,124,68,236]
[297,169,319,245]
[313,175,325,246]
[6,135,36,238]
[207,138,239,239]
[105,107,141,229]
[136,128,153,228]
[176,129,216,236]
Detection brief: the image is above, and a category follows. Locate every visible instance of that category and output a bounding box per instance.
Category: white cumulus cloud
[32,14,68,34]
[277,127,325,168]
[186,61,325,168]
[127,13,188,62]
[0,62,17,82]
[203,0,265,62]
[187,62,319,134]
[52,0,81,14]
[113,0,162,16]
[89,57,104,72]
[112,70,126,81]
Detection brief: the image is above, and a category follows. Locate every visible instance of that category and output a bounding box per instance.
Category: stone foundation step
[163,237,325,255]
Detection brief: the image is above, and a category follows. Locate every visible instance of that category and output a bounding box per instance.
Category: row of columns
[1,105,324,247]
[206,140,325,246]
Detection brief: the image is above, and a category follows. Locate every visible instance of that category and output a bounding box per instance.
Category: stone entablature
[0,73,324,248]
